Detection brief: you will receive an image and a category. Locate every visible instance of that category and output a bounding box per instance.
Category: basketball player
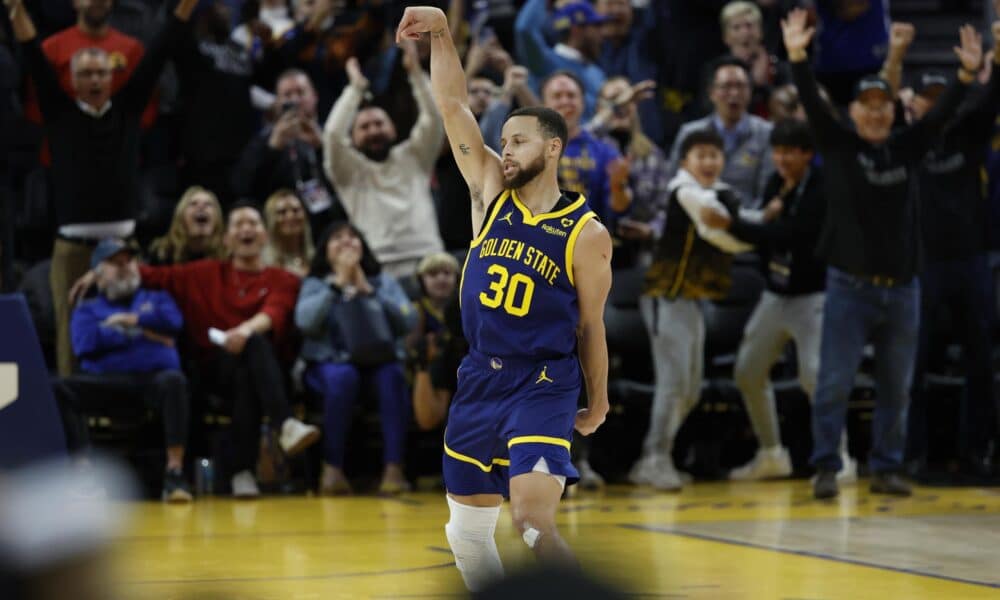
[397,7,613,591]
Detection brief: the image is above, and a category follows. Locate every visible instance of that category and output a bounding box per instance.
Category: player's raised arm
[396,6,504,236]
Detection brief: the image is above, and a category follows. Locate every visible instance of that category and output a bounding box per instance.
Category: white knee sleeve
[444,496,504,591]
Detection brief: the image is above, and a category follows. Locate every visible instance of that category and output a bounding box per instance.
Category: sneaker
[231,470,260,498]
[162,468,193,503]
[279,418,320,456]
[647,455,683,491]
[628,454,657,486]
[575,459,606,490]
[729,447,792,481]
[320,464,353,496]
[810,453,859,486]
[870,472,911,496]
[813,470,838,499]
[378,477,413,496]
[837,452,858,484]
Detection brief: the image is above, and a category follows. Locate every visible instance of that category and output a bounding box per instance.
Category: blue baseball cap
[552,2,610,31]
[90,238,134,270]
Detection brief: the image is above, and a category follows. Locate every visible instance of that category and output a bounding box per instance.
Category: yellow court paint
[113,481,1000,599]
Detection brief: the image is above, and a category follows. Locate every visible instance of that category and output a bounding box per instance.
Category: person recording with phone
[233,68,344,238]
[587,75,667,268]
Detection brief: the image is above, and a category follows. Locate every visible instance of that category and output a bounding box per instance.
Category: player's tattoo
[459,143,471,155]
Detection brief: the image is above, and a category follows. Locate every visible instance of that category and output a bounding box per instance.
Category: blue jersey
[460,189,596,359]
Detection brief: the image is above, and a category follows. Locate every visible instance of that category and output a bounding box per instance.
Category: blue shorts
[443,349,581,498]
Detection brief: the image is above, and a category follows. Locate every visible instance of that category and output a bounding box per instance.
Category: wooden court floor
[109,480,1000,599]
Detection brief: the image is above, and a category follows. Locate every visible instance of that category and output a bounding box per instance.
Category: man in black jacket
[907,26,1000,481]
[231,68,344,238]
[701,119,851,482]
[782,9,983,499]
[5,0,198,376]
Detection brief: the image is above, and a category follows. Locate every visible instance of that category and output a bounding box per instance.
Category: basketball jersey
[460,189,596,359]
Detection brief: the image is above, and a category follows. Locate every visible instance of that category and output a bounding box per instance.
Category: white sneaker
[279,418,320,456]
[231,470,260,498]
[729,447,793,481]
[575,459,605,490]
[648,455,683,491]
[628,454,657,486]
[837,453,858,484]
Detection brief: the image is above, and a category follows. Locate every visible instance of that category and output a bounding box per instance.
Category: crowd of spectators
[2,0,999,501]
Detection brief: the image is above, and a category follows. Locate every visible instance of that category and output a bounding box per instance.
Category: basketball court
[112,481,1000,599]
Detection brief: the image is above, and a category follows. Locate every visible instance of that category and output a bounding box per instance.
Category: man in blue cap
[515,0,608,119]
[58,238,193,502]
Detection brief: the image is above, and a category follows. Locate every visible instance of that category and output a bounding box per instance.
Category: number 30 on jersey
[479,264,535,317]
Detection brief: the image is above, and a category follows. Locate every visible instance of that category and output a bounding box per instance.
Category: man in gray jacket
[669,56,774,208]
[323,42,445,277]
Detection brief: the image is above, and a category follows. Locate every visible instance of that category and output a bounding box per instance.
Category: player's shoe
[279,418,320,456]
[231,470,260,498]
[729,446,792,481]
[575,459,605,490]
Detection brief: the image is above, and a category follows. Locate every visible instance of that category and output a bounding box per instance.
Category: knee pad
[444,496,504,591]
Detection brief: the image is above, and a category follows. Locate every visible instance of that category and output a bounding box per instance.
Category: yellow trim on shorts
[507,435,572,450]
[443,441,511,473]
[565,211,597,287]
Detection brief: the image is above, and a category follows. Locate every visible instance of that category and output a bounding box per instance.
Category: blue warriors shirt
[460,189,596,359]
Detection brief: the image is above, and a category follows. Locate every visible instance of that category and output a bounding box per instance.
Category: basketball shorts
[443,349,581,498]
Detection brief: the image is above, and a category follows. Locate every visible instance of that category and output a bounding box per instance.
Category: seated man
[59,239,192,502]
[71,205,319,498]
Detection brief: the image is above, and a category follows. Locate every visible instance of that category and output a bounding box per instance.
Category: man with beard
[60,239,194,502]
[515,0,607,120]
[233,68,343,235]
[322,41,445,277]
[6,0,198,378]
[397,6,612,590]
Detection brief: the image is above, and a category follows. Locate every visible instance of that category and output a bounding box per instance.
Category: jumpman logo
[498,211,514,225]
[535,366,554,384]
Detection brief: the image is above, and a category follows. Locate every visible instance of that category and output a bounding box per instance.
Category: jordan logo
[535,366,554,384]
[498,211,514,225]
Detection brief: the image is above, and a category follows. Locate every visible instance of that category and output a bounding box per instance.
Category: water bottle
[195,457,214,496]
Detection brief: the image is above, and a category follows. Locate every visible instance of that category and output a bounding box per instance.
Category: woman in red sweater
[138,204,318,498]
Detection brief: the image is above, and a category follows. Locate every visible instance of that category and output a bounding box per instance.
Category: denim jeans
[811,268,920,474]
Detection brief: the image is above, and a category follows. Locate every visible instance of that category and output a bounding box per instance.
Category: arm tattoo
[458,143,471,155]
